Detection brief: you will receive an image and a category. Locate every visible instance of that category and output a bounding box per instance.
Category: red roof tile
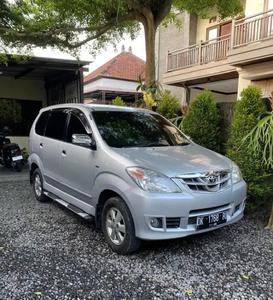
[84,52,146,83]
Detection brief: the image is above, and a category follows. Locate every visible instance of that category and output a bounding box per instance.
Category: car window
[45,111,67,140]
[66,114,88,143]
[92,111,190,148]
[35,111,50,136]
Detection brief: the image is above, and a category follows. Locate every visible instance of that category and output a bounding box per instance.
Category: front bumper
[125,180,246,240]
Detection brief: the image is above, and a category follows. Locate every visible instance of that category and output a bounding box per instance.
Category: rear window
[45,111,67,140]
[35,111,50,136]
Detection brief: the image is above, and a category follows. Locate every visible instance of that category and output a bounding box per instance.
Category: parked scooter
[0,126,23,172]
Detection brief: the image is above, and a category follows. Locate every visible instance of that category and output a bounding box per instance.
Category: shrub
[156,90,180,119]
[111,97,127,106]
[0,99,21,129]
[226,85,272,209]
[181,89,222,152]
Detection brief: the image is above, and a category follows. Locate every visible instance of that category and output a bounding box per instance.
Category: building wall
[84,78,139,92]
[196,9,219,42]
[196,0,247,42]
[0,76,46,152]
[245,0,264,16]
[237,61,273,98]
[0,76,46,105]
[102,78,139,90]
[155,12,197,104]
[84,78,104,91]
[7,136,30,152]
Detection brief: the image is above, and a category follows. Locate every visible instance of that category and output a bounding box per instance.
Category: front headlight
[126,167,182,193]
[232,162,243,184]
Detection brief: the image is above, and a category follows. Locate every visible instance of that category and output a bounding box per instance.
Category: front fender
[92,172,139,229]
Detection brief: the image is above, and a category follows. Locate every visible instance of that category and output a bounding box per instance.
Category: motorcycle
[0,126,23,172]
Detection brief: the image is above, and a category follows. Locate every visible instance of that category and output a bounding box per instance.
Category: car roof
[39,103,152,113]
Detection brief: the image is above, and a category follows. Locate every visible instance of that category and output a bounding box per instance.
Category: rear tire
[102,196,141,255]
[14,162,22,172]
[33,168,49,202]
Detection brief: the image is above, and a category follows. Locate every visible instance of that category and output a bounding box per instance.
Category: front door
[59,109,95,213]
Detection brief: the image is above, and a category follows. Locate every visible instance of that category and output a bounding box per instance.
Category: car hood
[113,145,231,177]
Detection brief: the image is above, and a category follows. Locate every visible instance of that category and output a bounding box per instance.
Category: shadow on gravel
[34,194,272,256]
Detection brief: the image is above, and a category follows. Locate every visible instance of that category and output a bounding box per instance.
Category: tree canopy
[0,0,243,84]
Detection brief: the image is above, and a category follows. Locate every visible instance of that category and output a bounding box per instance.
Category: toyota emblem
[208,175,217,184]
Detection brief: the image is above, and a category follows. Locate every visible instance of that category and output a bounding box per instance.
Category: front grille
[177,170,230,193]
[190,204,229,215]
[166,217,180,228]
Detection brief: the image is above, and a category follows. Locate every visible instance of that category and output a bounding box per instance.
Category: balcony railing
[167,9,273,72]
[233,8,273,47]
[167,35,231,71]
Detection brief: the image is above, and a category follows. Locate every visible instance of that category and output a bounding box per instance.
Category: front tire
[102,197,141,255]
[33,168,49,202]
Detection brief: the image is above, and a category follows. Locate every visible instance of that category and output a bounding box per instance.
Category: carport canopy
[0,55,91,81]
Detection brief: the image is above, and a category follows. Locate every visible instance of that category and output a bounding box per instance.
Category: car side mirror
[72,133,97,150]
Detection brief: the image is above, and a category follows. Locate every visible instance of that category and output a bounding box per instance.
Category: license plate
[12,156,23,161]
[196,211,228,230]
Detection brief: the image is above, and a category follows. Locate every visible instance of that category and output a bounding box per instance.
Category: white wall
[84,78,104,91]
[7,136,29,152]
[84,77,139,92]
[190,89,237,103]
[102,78,139,90]
[245,0,264,16]
[0,76,46,153]
[0,76,46,106]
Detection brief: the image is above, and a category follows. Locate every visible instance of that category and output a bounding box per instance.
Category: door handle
[40,143,43,148]
[62,150,67,156]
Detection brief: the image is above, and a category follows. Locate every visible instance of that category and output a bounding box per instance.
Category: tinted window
[45,111,67,140]
[66,114,87,143]
[92,111,190,148]
[35,111,49,136]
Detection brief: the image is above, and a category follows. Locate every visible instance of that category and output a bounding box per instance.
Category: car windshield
[91,111,190,148]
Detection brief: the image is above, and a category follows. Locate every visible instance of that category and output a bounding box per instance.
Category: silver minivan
[29,104,246,254]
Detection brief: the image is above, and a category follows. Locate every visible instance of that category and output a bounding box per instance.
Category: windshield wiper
[177,142,191,146]
[123,143,168,148]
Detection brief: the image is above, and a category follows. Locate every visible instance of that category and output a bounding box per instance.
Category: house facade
[84,48,145,105]
[160,0,273,104]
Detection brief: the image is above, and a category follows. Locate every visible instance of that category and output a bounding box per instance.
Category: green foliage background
[111,96,127,106]
[0,99,21,129]
[156,90,180,120]
[182,89,222,153]
[226,85,272,209]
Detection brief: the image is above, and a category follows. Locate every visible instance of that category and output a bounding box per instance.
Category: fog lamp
[150,217,163,228]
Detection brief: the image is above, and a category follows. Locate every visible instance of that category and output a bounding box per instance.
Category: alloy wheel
[106,208,126,245]
[34,174,42,197]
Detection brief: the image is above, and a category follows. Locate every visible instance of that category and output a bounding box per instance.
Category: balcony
[164,34,236,86]
[229,9,273,66]
[164,9,273,86]
[167,34,231,72]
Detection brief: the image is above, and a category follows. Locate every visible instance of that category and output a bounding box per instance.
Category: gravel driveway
[0,181,273,300]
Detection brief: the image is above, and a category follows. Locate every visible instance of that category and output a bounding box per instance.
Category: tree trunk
[265,201,273,230]
[143,17,156,87]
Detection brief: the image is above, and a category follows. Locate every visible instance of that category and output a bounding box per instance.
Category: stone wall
[155,12,197,104]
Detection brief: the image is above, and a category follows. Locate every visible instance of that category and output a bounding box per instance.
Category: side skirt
[44,191,94,222]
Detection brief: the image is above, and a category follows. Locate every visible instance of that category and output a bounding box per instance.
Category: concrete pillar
[237,67,251,100]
